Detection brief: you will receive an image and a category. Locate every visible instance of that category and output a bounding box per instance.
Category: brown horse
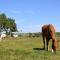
[42,24,58,53]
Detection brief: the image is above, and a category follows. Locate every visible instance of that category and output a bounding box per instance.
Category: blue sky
[0,0,60,32]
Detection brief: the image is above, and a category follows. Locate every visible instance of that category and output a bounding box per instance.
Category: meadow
[0,36,60,60]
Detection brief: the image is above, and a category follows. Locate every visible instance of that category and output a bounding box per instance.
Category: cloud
[0,11,3,13]
[25,10,35,15]
[29,25,40,28]
[19,24,41,33]
[11,10,35,15]
[11,10,20,14]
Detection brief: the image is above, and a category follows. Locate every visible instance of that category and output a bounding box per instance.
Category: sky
[0,0,60,32]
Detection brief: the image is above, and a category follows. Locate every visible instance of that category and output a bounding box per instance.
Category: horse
[0,33,6,41]
[42,24,58,53]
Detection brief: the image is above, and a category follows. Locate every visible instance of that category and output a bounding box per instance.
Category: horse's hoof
[52,49,54,53]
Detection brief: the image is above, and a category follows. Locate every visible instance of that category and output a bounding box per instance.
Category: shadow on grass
[33,48,45,51]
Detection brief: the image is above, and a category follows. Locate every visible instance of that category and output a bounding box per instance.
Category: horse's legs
[46,38,49,51]
[43,37,45,50]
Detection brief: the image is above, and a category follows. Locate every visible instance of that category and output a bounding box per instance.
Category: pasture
[0,36,60,60]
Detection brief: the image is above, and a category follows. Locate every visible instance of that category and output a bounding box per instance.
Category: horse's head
[52,39,58,53]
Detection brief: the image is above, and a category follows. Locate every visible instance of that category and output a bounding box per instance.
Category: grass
[0,36,60,60]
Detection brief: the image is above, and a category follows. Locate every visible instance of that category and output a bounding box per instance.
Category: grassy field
[0,36,60,60]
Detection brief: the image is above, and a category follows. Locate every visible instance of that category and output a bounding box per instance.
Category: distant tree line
[20,32,60,37]
[0,13,17,33]
[20,32,42,37]
[29,32,41,37]
[56,32,60,37]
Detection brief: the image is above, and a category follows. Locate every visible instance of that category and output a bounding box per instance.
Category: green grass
[0,37,60,60]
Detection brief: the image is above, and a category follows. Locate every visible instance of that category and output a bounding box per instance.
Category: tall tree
[0,13,17,32]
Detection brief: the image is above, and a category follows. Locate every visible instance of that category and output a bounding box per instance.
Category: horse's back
[42,24,56,39]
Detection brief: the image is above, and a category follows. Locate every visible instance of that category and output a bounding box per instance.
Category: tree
[0,13,17,32]
[6,18,17,32]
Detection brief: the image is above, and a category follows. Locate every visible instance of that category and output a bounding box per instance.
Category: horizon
[0,0,60,32]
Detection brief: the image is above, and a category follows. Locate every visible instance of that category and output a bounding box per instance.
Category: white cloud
[11,10,20,14]
[25,10,35,15]
[0,11,5,14]
[19,24,41,33]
